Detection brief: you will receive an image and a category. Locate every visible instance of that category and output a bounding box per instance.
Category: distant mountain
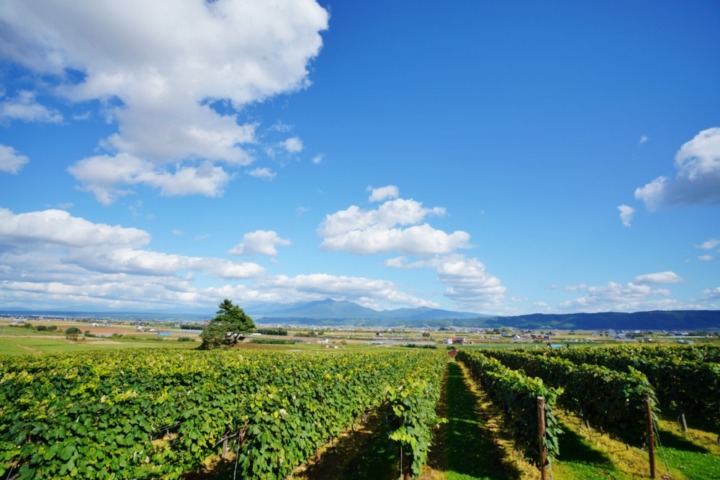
[253,301,720,330]
[259,299,380,319]
[251,298,484,323]
[3,302,718,330]
[489,310,720,331]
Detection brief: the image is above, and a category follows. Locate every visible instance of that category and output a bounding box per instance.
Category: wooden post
[679,413,688,432]
[537,396,547,480]
[401,445,411,480]
[222,438,228,459]
[645,393,656,479]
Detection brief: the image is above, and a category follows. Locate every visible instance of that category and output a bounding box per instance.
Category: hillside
[255,301,720,330]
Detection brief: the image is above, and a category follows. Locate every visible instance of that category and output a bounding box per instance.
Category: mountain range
[3,299,719,330]
[252,299,720,331]
[251,299,485,321]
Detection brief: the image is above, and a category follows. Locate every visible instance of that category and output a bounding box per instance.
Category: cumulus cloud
[559,281,678,313]
[0,144,29,174]
[368,185,399,202]
[319,197,470,255]
[696,240,718,262]
[703,287,720,301]
[698,238,720,250]
[635,128,720,210]
[0,207,272,310]
[0,0,328,199]
[633,271,683,285]
[639,135,649,144]
[258,273,437,309]
[0,90,63,123]
[67,153,230,204]
[388,254,506,310]
[282,137,304,154]
[248,167,276,180]
[0,207,446,311]
[0,208,149,249]
[229,230,291,256]
[618,204,635,227]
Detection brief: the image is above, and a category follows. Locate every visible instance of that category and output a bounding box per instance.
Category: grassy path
[426,361,512,480]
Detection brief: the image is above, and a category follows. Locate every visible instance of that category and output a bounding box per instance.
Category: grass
[654,419,720,480]
[427,362,511,480]
[0,335,197,355]
[551,421,629,480]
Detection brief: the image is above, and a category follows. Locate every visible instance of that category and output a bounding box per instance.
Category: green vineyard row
[541,344,720,434]
[0,349,444,479]
[481,348,659,447]
[456,350,562,465]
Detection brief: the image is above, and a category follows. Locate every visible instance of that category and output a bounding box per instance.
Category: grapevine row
[456,350,561,465]
[482,348,659,447]
[543,345,720,433]
[0,349,444,479]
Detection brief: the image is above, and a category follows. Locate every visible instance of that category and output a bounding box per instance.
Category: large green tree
[199,299,255,350]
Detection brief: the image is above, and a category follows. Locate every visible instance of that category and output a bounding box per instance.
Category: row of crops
[0,349,445,479]
[1,344,718,479]
[456,344,720,472]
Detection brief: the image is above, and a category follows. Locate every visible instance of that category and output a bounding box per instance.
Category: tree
[199,299,255,350]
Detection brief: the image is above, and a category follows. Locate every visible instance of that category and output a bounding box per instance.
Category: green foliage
[65,326,81,334]
[483,348,659,447]
[0,348,444,479]
[384,353,446,478]
[457,351,562,466]
[199,299,255,350]
[544,344,720,434]
[249,338,297,345]
[254,328,288,336]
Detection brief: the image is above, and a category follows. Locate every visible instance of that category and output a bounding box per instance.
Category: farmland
[1,318,719,479]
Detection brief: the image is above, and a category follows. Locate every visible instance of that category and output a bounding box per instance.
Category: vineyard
[1,344,719,479]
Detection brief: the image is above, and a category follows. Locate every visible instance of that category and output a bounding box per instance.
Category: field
[1,318,719,479]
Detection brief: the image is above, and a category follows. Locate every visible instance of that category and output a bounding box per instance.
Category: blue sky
[0,0,719,316]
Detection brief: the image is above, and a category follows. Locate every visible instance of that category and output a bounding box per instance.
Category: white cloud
[0,208,149,249]
[618,204,635,227]
[0,90,63,123]
[388,254,505,310]
[248,167,276,180]
[0,144,29,174]
[311,154,324,165]
[1,0,329,198]
[229,230,291,256]
[368,185,399,202]
[433,255,505,308]
[282,137,304,153]
[68,153,230,204]
[639,135,649,144]
[635,127,720,210]
[702,287,720,301]
[319,197,470,255]
[259,273,437,309]
[0,207,269,310]
[633,271,683,285]
[559,281,678,313]
[698,238,720,250]
[698,255,713,262]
